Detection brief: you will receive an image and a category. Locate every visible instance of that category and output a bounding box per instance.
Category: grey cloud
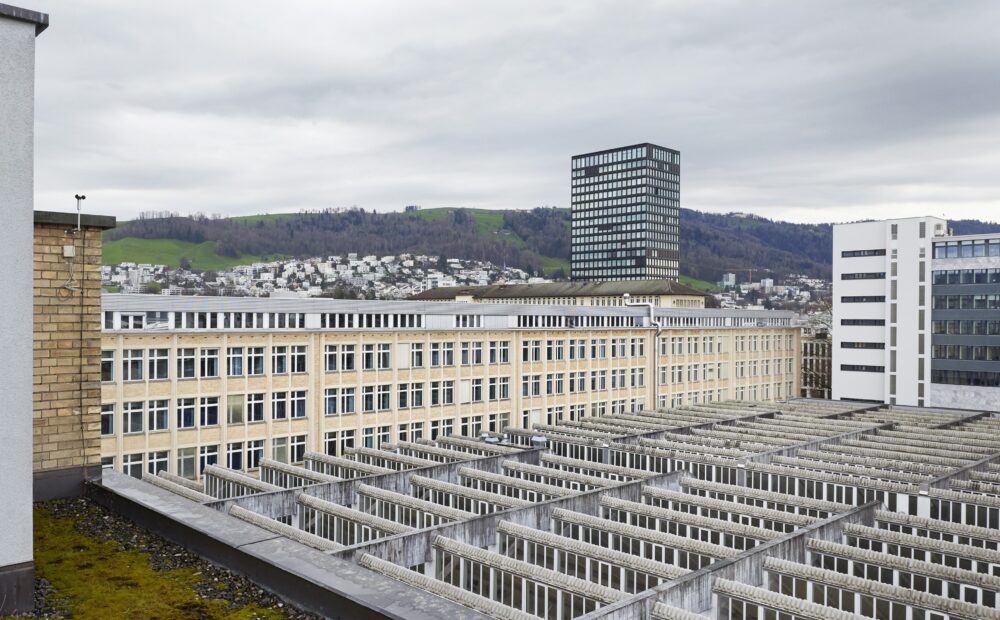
[28,0,1000,223]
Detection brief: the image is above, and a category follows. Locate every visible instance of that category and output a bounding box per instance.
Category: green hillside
[679,275,717,292]
[103,238,274,270]
[412,207,529,248]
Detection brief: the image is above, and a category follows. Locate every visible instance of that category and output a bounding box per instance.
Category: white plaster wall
[0,16,36,569]
[832,221,889,402]
[832,218,942,405]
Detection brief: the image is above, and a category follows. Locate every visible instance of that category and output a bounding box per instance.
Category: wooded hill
[104,207,1000,283]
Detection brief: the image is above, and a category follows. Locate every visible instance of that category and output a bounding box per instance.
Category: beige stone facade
[33,211,115,498]
[99,296,800,479]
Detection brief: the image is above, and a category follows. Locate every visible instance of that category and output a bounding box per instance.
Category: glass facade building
[570,143,680,281]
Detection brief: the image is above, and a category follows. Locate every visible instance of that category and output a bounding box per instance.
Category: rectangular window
[341,387,356,414]
[272,391,287,420]
[377,343,391,369]
[324,388,339,416]
[226,347,244,377]
[101,403,115,436]
[122,401,143,434]
[324,431,339,456]
[410,343,424,367]
[290,390,307,418]
[227,442,244,471]
[246,440,264,469]
[324,345,338,371]
[272,437,289,463]
[339,429,356,454]
[101,350,115,382]
[272,346,288,374]
[176,348,196,379]
[247,393,264,422]
[227,394,244,425]
[122,453,144,479]
[146,450,168,476]
[200,348,219,378]
[377,384,390,410]
[176,398,195,429]
[147,399,168,432]
[123,349,144,381]
[362,344,375,370]
[142,349,168,381]
[177,447,197,480]
[200,396,219,426]
[340,345,356,371]
[291,345,307,373]
[290,434,306,463]
[247,347,265,375]
[199,445,219,473]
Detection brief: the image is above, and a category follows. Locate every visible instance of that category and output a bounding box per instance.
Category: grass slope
[679,274,718,292]
[103,237,273,270]
[32,507,283,620]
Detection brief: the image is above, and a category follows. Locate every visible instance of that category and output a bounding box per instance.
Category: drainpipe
[623,294,663,409]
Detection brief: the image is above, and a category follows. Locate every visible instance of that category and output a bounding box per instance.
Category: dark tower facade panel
[570,143,680,281]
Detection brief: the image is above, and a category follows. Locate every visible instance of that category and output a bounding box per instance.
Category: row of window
[112,311,306,331]
[841,319,885,326]
[100,374,514,436]
[521,368,646,397]
[841,272,886,280]
[932,295,1000,310]
[841,296,886,303]
[841,364,885,373]
[522,338,643,361]
[933,269,1000,285]
[102,333,796,384]
[932,320,1000,335]
[933,238,1000,258]
[931,369,1000,387]
[841,342,885,350]
[931,345,1000,362]
[841,249,886,258]
[105,346,309,382]
[101,391,309,435]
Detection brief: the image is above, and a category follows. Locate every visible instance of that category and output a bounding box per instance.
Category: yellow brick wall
[33,223,104,474]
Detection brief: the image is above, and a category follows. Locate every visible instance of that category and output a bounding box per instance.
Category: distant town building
[800,326,831,399]
[721,272,737,288]
[570,143,680,281]
[410,280,707,308]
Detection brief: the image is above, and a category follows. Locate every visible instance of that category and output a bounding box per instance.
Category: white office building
[833,216,1000,410]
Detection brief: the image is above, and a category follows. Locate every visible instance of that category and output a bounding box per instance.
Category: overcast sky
[29,0,1000,223]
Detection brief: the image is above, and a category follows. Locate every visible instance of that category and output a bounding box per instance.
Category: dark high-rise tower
[570,143,680,281]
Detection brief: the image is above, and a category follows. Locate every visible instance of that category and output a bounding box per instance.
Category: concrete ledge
[34,464,102,501]
[0,560,33,615]
[33,210,116,230]
[89,471,490,620]
[0,3,48,34]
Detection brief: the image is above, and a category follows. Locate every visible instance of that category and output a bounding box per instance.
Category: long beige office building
[99,295,800,479]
